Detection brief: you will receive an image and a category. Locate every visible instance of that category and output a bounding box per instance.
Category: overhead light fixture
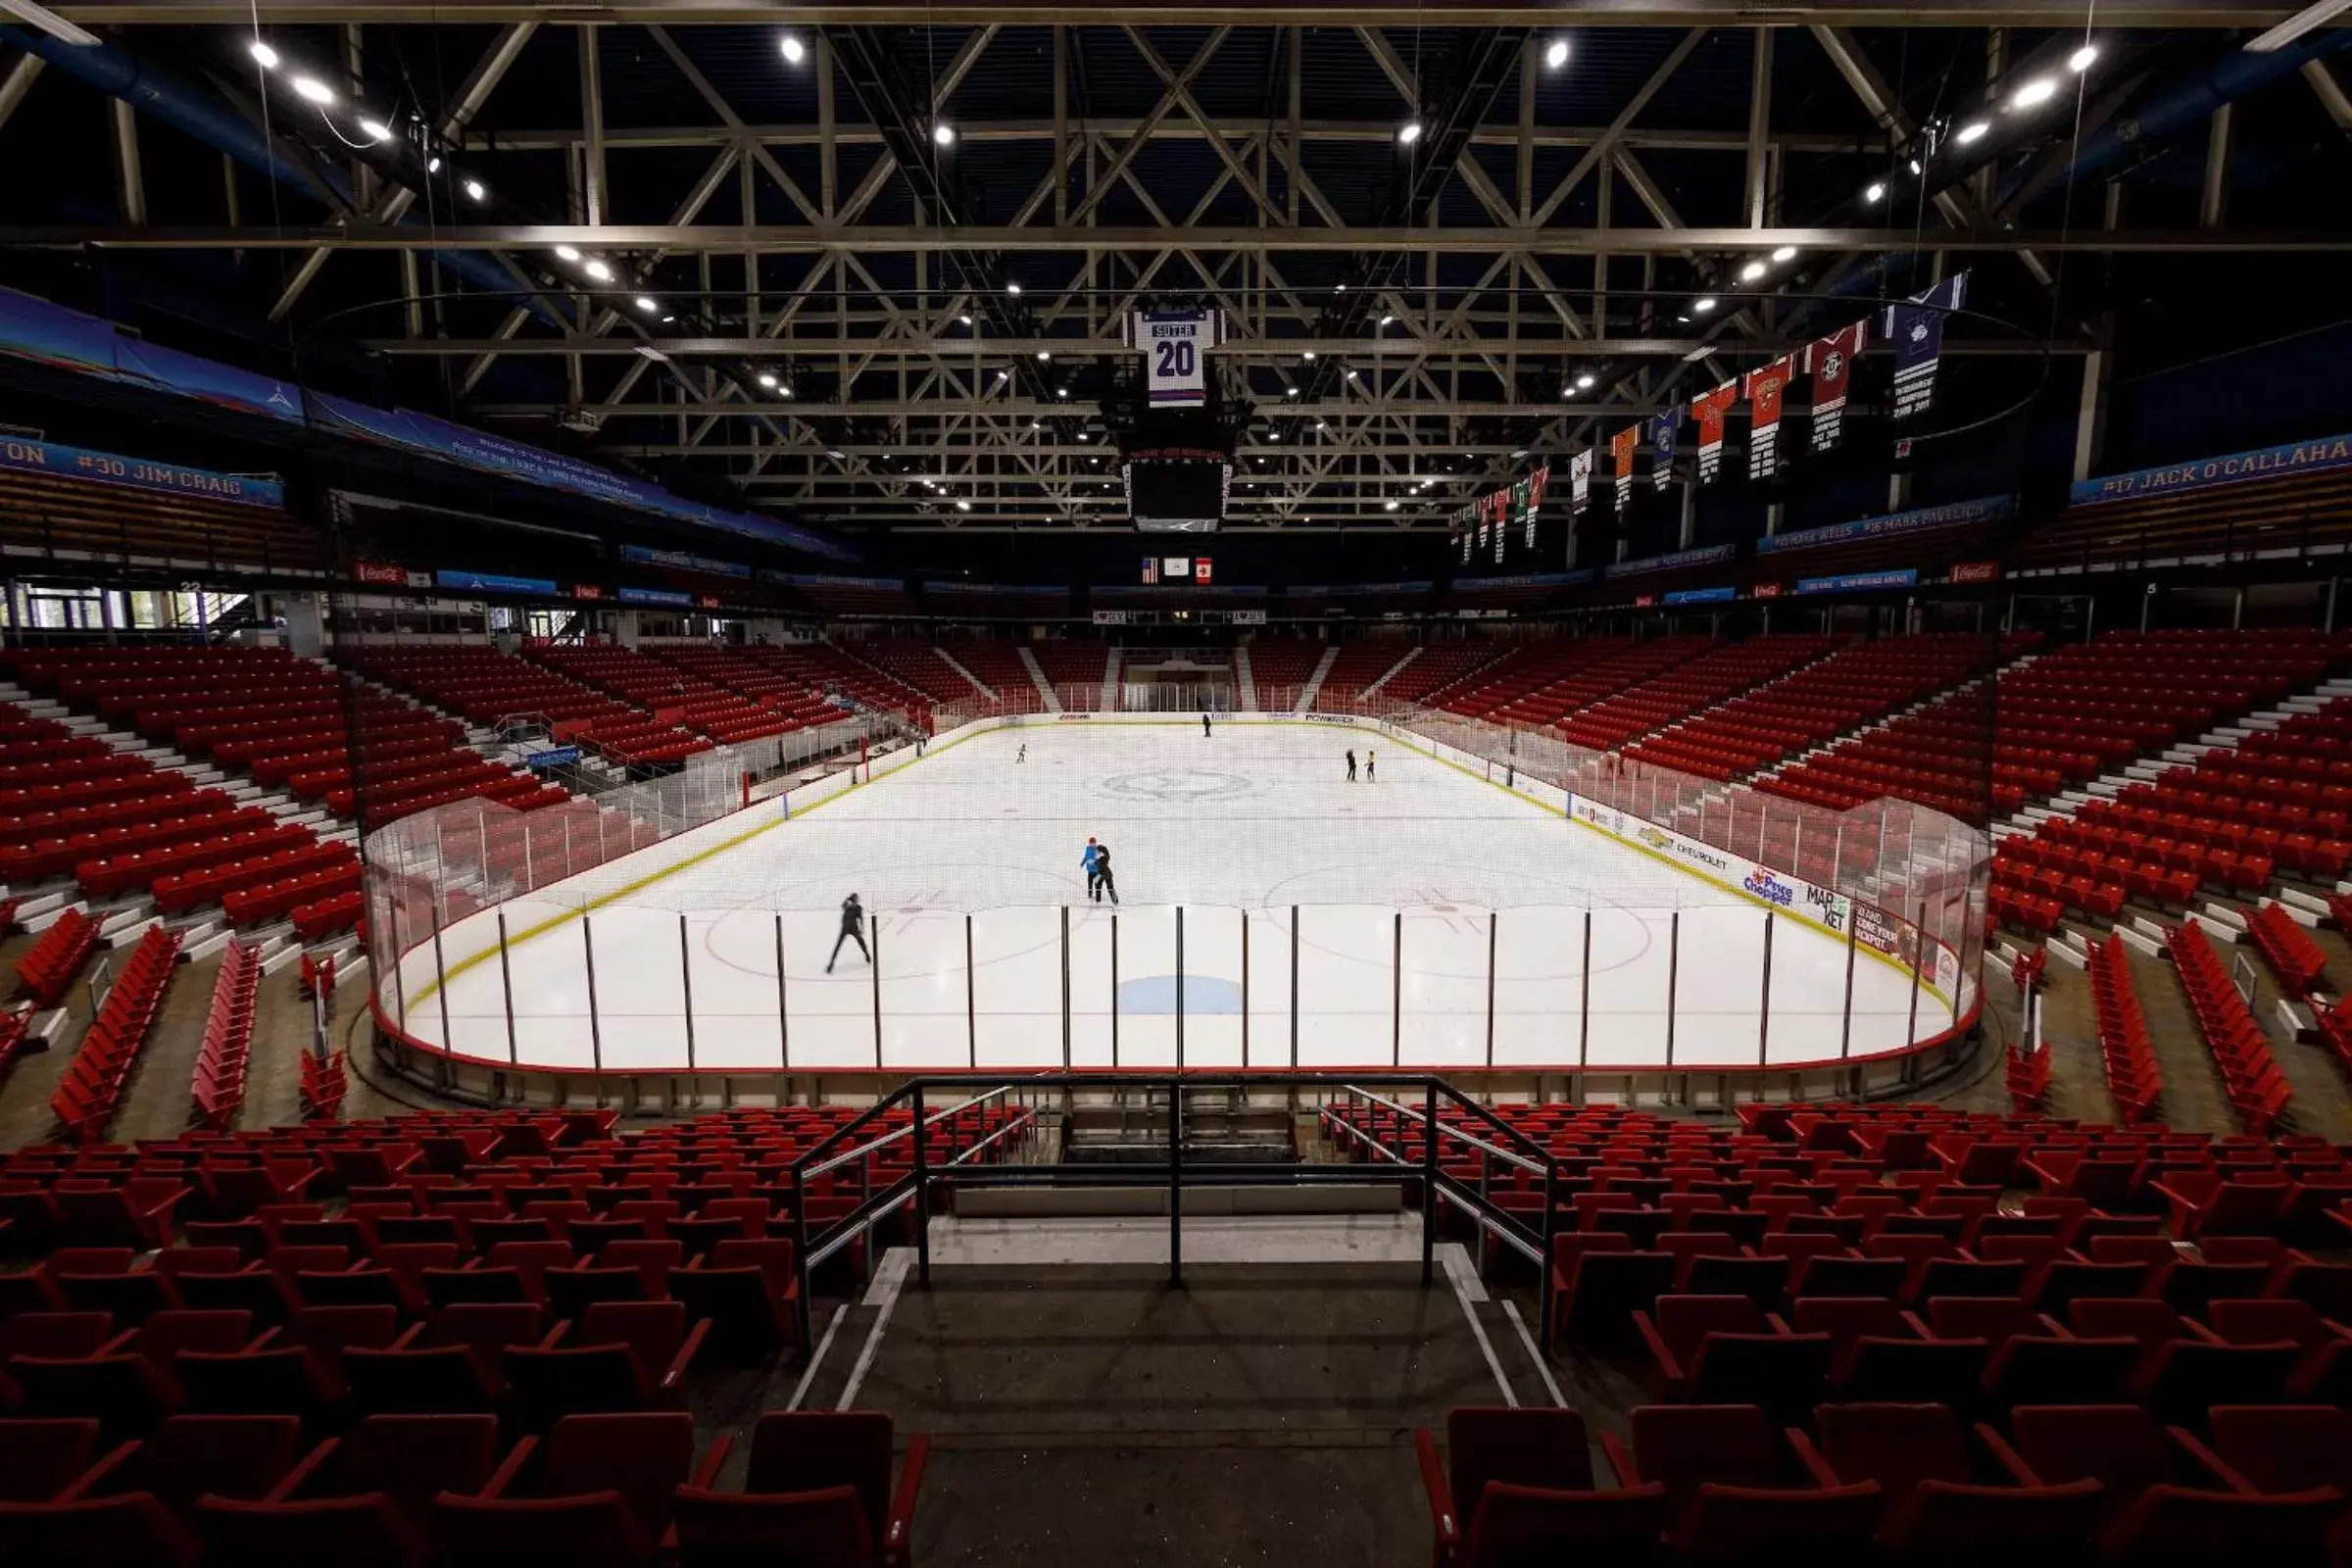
[1511,448,1530,459]
[1380,315,1396,326]
[1771,245,1796,263]
[1077,431,1089,441]
[2069,43,2099,72]
[1345,368,1359,379]
[2009,76,2057,108]
[1315,419,1328,429]
[1384,500,1400,512]
[1302,350,1317,361]
[1268,431,1280,442]
[1576,372,1596,389]
[1908,157,1922,174]
[779,33,807,65]
[359,119,392,143]
[1006,281,1021,295]
[1692,296,1718,314]
[1037,350,1052,361]
[1055,386,1069,398]
[634,296,659,314]
[996,368,1010,381]
[464,178,488,202]
[1337,282,1348,292]
[1545,37,1571,70]
[246,39,280,69]
[556,245,581,262]
[826,449,846,460]
[757,372,778,388]
[1398,121,1424,145]
[1955,120,1989,143]
[932,122,956,147]
[290,75,334,105]
[956,499,972,512]
[779,383,792,398]
[426,156,442,173]
[584,260,613,281]
[1283,385,1298,397]
[2248,0,2352,48]
[1740,261,1766,281]
[1864,182,1887,203]
[958,314,973,325]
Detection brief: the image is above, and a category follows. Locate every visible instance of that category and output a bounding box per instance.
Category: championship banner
[1475,502,1492,561]
[1884,272,1967,421]
[1646,411,1679,492]
[1803,319,1867,455]
[1122,308,1226,407]
[1568,451,1592,515]
[1520,466,1550,553]
[1742,356,1796,481]
[1690,380,1740,486]
[1488,487,1510,564]
[1610,425,1641,521]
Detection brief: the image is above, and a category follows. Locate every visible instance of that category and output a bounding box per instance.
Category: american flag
[1142,557,1158,584]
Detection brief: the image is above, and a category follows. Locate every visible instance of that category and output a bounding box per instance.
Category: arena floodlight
[246,38,280,68]
[2070,44,2099,72]
[1545,37,1571,69]
[779,33,807,65]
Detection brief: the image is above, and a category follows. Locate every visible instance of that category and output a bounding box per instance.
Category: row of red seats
[291,891,363,942]
[153,842,352,916]
[0,1406,922,1568]
[299,1050,348,1122]
[0,775,200,844]
[1560,638,1838,753]
[2034,811,2275,894]
[2246,904,2329,998]
[2169,921,2295,1135]
[49,926,182,1143]
[221,859,362,929]
[2088,938,2166,1122]
[1420,1398,2352,1568]
[189,943,261,1134]
[341,647,707,768]
[76,822,314,901]
[1,797,260,883]
[16,908,98,1008]
[527,645,799,748]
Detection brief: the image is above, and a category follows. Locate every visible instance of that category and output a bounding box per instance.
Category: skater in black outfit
[1093,845,1120,905]
[1345,749,1357,782]
[1202,712,1212,738]
[827,893,870,972]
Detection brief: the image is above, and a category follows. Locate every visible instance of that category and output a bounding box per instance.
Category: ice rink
[387,719,1953,1072]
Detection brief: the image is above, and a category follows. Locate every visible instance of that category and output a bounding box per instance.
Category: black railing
[782,1071,1571,1355]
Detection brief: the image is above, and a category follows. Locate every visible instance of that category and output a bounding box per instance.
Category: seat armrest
[1898,1310,1935,1340]
[687,1432,734,1490]
[1598,1431,1642,1488]
[56,1440,142,1501]
[388,1321,430,1350]
[661,1316,711,1396]
[1974,1423,2041,1486]
[270,1438,342,1502]
[1785,1428,1842,1489]
[479,1435,537,1499]
[885,1433,931,1567]
[2167,1425,2258,1494]
[1632,1311,1685,1387]
[1413,1428,1459,1553]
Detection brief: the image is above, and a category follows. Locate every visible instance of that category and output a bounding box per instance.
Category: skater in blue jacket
[1082,837,1102,901]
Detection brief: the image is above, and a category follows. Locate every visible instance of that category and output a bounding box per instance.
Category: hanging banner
[1803,318,1868,456]
[1743,355,1796,481]
[2071,431,2352,505]
[1122,309,1226,407]
[1646,411,1680,492]
[1610,425,1641,522]
[1884,271,1968,421]
[1519,466,1550,554]
[0,435,285,510]
[1757,494,2015,555]
[617,544,752,579]
[1690,380,1740,486]
[1568,450,1592,516]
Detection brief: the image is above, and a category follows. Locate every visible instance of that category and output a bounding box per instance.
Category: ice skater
[1093,843,1120,905]
[826,893,870,973]
[1202,711,1212,738]
[1017,743,1027,763]
[1346,748,1357,782]
[1366,750,1376,782]
[1082,836,1102,900]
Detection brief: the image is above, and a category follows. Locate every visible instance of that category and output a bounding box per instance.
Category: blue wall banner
[1663,585,1738,606]
[616,586,695,607]
[617,543,752,578]
[0,435,283,509]
[1604,543,1736,578]
[1797,567,1920,595]
[0,287,854,564]
[524,747,582,769]
[2071,433,2352,506]
[1456,572,1578,589]
[436,569,559,596]
[1757,494,2015,554]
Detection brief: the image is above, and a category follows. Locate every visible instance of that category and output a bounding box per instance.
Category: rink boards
[374,711,1969,1081]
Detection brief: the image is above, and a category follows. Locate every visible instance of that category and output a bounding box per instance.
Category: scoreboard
[1123,447,1229,532]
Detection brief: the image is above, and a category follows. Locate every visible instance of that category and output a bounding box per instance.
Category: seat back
[193,1492,429,1568]
[1624,1403,1787,1518]
[1461,1481,1669,1568]
[0,1416,101,1501]
[539,1412,698,1543]
[1879,1479,2105,1567]
[1685,1333,1833,1419]
[1445,1406,1593,1522]
[2207,1405,2352,1495]
[431,1492,649,1568]
[1673,1481,1882,1564]
[2099,1484,2343,1566]
[333,1415,501,1530]
[670,1484,873,1568]
[1814,1402,1971,1500]
[0,1492,202,1567]
[744,1410,895,1539]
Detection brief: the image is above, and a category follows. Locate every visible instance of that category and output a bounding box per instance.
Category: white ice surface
[390,720,1948,1071]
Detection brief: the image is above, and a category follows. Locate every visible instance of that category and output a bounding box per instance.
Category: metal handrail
[780,1069,1567,1358]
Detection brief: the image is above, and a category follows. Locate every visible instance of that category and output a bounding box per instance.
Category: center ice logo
[1743,868,1796,906]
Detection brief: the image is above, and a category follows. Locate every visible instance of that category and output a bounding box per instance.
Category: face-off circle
[1098,768,1259,803]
